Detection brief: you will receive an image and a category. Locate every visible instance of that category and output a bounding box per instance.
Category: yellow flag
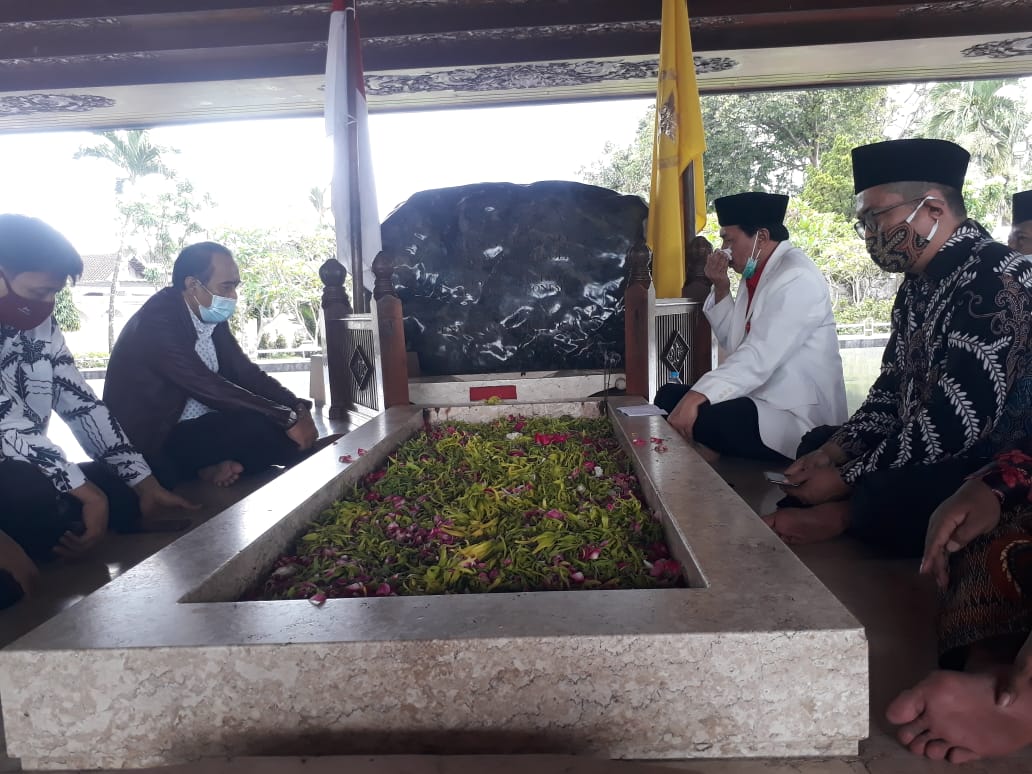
[647,0,707,298]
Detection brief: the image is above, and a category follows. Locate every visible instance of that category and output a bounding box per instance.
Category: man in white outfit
[655,191,847,462]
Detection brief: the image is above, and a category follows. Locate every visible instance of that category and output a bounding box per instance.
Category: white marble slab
[0,399,868,769]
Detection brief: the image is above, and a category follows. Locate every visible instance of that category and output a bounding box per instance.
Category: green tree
[309,186,330,228]
[213,227,334,349]
[120,180,213,288]
[580,86,889,210]
[918,79,1032,228]
[73,130,176,192]
[73,130,178,349]
[786,201,889,311]
[578,109,654,200]
[54,287,80,332]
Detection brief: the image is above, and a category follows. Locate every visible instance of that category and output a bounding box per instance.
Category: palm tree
[73,130,176,349]
[74,130,175,193]
[921,79,1032,226]
[309,185,330,228]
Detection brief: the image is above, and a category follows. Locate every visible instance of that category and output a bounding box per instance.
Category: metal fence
[836,320,892,337]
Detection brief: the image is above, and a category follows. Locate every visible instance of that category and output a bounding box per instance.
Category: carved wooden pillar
[319,258,353,420]
[372,249,410,409]
[683,235,715,383]
[624,240,652,399]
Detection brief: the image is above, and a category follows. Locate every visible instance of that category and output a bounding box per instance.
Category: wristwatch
[285,409,299,428]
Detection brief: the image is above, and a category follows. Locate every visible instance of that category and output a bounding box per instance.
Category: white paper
[616,404,668,417]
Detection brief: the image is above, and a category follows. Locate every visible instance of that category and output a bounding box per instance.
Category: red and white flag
[325,0,380,299]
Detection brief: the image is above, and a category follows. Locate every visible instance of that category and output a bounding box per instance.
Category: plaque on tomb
[380,181,648,376]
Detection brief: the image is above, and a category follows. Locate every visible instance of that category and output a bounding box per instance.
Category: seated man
[1010,190,1032,257]
[655,192,847,462]
[885,442,1032,763]
[104,242,319,489]
[0,214,194,609]
[765,139,1032,556]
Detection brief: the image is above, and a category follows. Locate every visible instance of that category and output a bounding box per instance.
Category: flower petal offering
[256,414,684,600]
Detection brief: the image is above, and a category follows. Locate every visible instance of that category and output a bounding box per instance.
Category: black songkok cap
[851,138,970,195]
[1013,190,1032,225]
[714,192,789,228]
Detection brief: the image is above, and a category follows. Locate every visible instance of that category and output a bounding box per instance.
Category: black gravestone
[380,181,648,376]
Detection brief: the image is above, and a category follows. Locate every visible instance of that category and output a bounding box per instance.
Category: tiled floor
[3,418,1032,773]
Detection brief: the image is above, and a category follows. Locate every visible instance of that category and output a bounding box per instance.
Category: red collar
[745,255,770,299]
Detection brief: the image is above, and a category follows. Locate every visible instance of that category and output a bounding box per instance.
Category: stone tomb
[0,400,867,770]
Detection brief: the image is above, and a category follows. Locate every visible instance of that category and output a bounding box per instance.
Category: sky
[0,98,652,255]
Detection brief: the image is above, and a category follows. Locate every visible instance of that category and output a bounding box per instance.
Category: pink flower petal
[338,454,354,463]
[357,448,367,456]
[309,592,327,606]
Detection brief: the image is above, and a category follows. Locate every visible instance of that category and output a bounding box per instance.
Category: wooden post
[624,240,652,399]
[319,258,353,420]
[683,234,715,383]
[372,248,410,408]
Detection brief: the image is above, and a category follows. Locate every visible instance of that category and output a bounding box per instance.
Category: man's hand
[704,251,732,302]
[667,390,708,441]
[788,466,851,505]
[920,478,1001,590]
[133,475,199,519]
[287,408,318,451]
[785,443,844,482]
[56,481,109,558]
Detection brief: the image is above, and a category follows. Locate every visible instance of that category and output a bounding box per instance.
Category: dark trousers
[163,410,300,484]
[0,458,141,562]
[793,425,985,557]
[654,384,790,464]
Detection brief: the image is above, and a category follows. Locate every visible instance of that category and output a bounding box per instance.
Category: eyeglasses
[853,196,928,240]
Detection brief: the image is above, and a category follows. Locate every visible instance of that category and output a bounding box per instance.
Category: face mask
[0,272,55,330]
[194,285,237,324]
[865,196,940,274]
[741,233,761,280]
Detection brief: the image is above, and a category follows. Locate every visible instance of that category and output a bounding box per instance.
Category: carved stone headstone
[380,181,648,376]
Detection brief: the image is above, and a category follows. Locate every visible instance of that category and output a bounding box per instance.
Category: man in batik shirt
[0,214,194,609]
[764,139,1032,555]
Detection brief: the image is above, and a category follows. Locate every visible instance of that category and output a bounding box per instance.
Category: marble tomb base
[0,400,867,770]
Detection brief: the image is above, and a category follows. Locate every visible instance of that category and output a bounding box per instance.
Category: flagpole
[344,0,368,313]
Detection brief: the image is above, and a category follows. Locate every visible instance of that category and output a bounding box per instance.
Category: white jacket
[692,240,847,458]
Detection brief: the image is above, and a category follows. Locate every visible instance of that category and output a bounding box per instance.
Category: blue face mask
[741,233,761,280]
[195,285,237,324]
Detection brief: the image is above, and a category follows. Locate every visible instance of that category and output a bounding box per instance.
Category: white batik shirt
[0,318,152,492]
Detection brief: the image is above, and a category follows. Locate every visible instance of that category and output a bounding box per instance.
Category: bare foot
[761,501,850,544]
[887,669,1032,762]
[198,460,244,488]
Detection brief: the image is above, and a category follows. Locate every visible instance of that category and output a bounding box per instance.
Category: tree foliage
[118,179,213,288]
[54,287,80,332]
[919,79,1032,225]
[580,86,890,211]
[74,130,177,194]
[73,129,179,350]
[212,227,334,347]
[578,81,1032,324]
